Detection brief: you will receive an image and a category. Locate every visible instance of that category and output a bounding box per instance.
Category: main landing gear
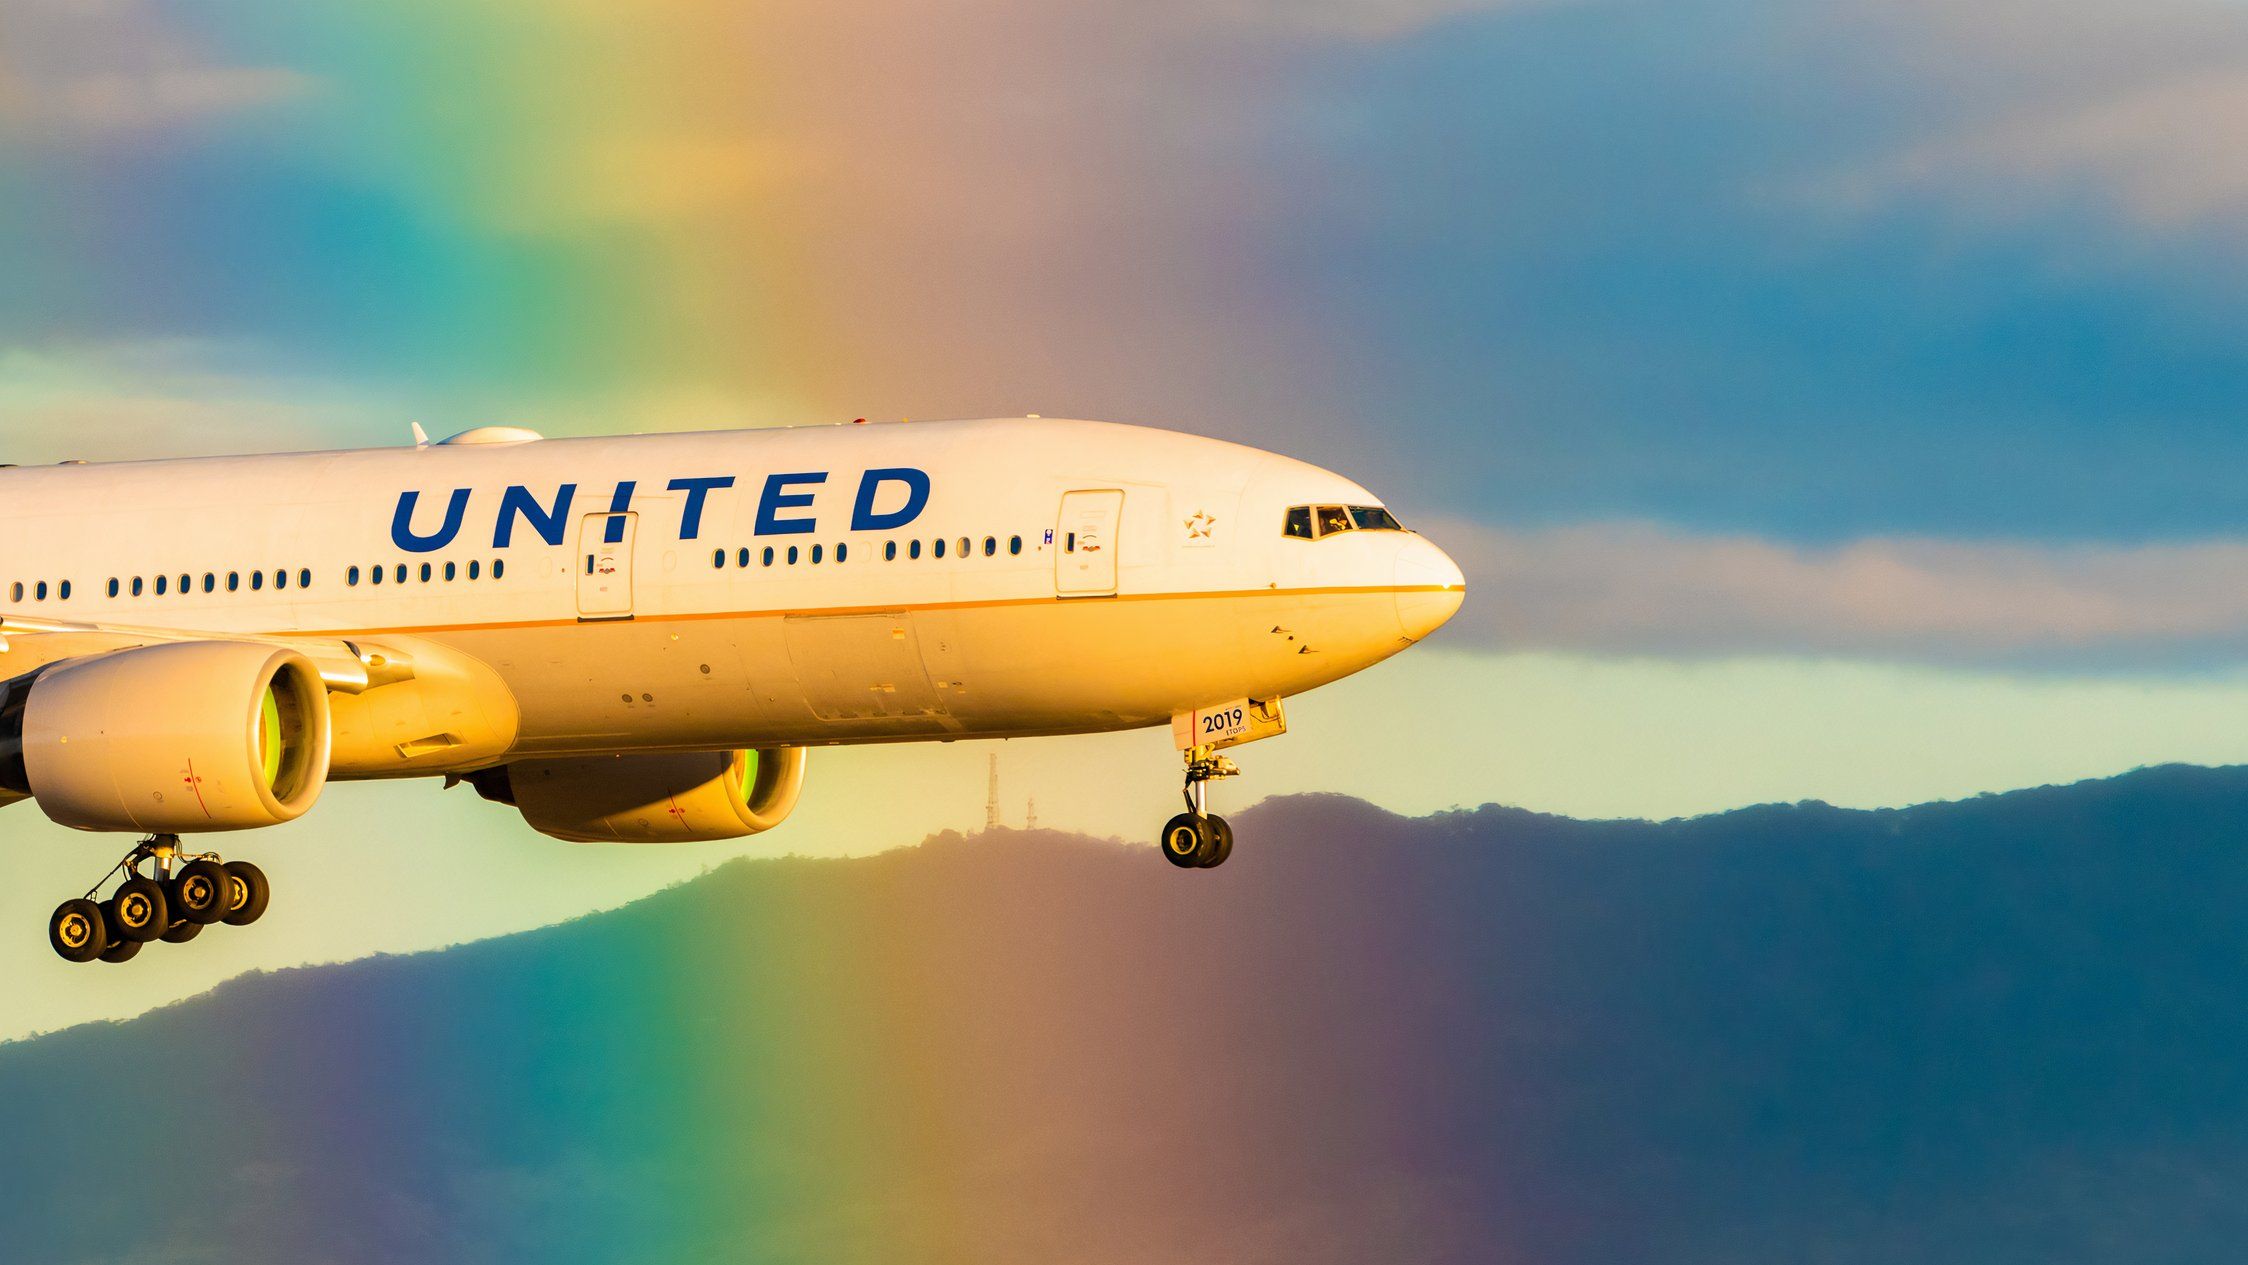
[1160,746,1239,870]
[47,835,270,965]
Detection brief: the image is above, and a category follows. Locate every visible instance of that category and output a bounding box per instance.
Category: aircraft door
[577,512,636,620]
[1055,489,1123,597]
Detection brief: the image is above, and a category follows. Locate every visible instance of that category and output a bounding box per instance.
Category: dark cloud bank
[8,769,2248,1262]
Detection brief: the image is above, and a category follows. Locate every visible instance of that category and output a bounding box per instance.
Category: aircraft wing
[0,613,416,693]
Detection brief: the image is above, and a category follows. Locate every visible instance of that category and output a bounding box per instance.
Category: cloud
[32,64,312,135]
[1193,0,1562,40]
[0,0,313,138]
[1813,70,2248,230]
[0,340,384,457]
[0,340,821,457]
[1432,518,2248,668]
[1799,1,2248,230]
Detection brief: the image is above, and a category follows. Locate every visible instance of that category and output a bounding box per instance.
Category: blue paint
[850,467,930,532]
[494,483,578,548]
[391,488,471,553]
[605,481,636,543]
[667,476,736,540]
[755,472,825,536]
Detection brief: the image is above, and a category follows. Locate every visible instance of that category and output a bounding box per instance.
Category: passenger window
[909,540,922,560]
[395,564,407,584]
[420,563,433,583]
[202,573,216,594]
[107,578,119,598]
[885,541,898,561]
[371,565,384,586]
[959,536,970,558]
[275,569,288,591]
[468,560,480,580]
[1284,507,1314,540]
[155,576,167,596]
[493,559,506,579]
[300,569,311,589]
[1316,506,1352,536]
[348,566,361,586]
[810,544,823,564]
[131,577,144,597]
[445,561,457,581]
[983,536,995,556]
[59,580,70,600]
[787,545,799,565]
[762,546,775,567]
[34,581,46,601]
[934,538,946,558]
[1010,536,1022,555]
[712,549,725,569]
[227,572,240,592]
[837,543,849,563]
[737,548,750,568]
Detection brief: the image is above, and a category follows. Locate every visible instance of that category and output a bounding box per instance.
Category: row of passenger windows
[19,530,1045,605]
[1283,504,1406,540]
[10,561,510,603]
[44,569,320,602]
[347,559,506,586]
[712,535,1028,569]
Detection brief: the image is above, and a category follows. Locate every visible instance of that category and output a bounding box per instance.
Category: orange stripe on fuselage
[290,583,1451,640]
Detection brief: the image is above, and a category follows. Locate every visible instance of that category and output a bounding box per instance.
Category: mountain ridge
[8,761,2248,1263]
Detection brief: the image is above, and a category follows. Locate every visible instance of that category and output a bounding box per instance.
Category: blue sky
[1254,0,2248,539]
[13,0,2248,548]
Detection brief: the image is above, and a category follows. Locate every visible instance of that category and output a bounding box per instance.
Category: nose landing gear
[1160,746,1239,869]
[46,835,269,965]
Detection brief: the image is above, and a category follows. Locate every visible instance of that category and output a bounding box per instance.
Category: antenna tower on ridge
[985,753,1001,831]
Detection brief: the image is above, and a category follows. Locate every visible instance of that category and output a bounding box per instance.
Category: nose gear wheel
[1158,745,1240,870]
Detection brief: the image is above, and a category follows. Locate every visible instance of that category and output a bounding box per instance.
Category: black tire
[1161,813,1208,868]
[49,898,107,964]
[221,861,270,927]
[99,937,142,964]
[161,918,203,944]
[1199,815,1234,868]
[107,877,169,942]
[168,859,231,925]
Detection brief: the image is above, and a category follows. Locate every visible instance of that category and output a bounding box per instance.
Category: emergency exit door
[577,512,636,619]
[1055,489,1122,597]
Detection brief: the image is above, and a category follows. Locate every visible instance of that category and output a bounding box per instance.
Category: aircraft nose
[1394,533,1465,642]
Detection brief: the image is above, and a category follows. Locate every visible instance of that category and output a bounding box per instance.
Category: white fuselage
[0,418,1463,778]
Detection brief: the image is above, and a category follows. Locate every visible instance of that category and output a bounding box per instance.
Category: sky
[10,0,2248,1035]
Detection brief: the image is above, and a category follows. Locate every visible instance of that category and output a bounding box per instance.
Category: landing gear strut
[1160,746,1239,870]
[46,835,269,965]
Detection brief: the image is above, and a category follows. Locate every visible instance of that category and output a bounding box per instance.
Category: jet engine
[0,641,333,833]
[469,746,808,843]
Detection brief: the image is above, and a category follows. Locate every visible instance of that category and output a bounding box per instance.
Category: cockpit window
[1283,503,1408,539]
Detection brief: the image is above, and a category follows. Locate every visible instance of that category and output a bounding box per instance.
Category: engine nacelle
[470,747,808,843]
[0,641,332,833]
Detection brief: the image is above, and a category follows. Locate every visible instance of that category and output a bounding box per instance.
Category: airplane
[4,416,1464,964]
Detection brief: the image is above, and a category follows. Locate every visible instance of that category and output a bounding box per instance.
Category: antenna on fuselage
[409,422,431,449]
